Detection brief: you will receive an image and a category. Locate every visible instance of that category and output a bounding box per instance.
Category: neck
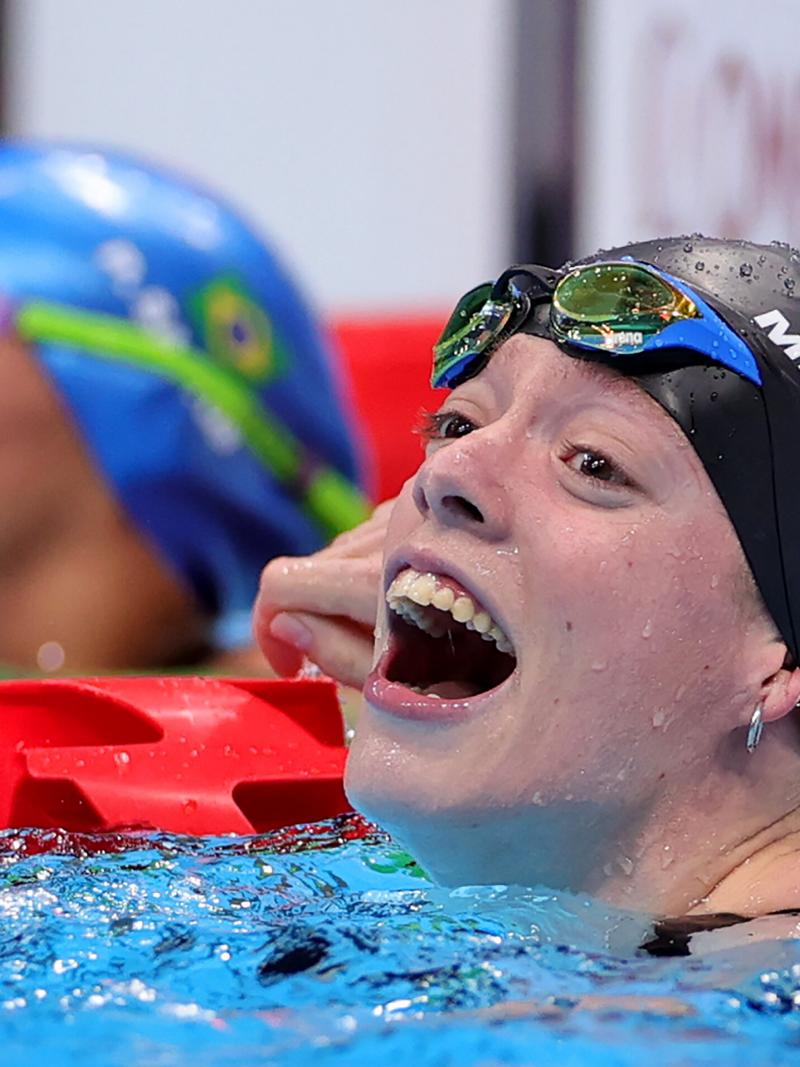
[592,714,800,917]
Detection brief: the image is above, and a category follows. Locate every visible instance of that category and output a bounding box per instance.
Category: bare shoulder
[690,911,800,955]
[700,831,800,917]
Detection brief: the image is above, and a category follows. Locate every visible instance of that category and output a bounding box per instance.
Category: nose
[412,430,513,541]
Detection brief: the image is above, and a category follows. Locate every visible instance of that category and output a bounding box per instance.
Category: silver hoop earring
[746,704,764,754]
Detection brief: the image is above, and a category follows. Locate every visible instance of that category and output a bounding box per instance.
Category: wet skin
[344,336,800,915]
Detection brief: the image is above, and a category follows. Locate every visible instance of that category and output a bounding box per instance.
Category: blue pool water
[1,813,799,1067]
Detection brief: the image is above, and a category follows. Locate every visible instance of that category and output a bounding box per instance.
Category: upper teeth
[386,569,514,655]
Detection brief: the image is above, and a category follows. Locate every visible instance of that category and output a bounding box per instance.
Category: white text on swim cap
[754,309,800,360]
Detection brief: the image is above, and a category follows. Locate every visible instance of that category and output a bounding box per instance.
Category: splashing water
[0,815,799,1066]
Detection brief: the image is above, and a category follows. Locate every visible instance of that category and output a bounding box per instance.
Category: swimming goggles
[432,259,761,389]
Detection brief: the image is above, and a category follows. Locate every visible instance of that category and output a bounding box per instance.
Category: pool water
[1,813,799,1067]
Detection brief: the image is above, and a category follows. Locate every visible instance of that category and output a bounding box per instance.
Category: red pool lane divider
[0,676,351,835]
[331,314,445,502]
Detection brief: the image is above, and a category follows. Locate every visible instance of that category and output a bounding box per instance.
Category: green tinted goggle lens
[432,282,523,387]
[552,263,699,351]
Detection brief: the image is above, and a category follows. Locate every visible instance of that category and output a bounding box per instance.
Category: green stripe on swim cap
[306,468,370,538]
[17,300,370,538]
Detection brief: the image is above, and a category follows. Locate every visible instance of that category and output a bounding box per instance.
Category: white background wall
[7,0,514,313]
[576,0,800,256]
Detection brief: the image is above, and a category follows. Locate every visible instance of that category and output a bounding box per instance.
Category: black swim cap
[561,236,800,662]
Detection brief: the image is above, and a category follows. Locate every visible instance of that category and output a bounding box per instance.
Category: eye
[418,409,479,442]
[563,446,632,487]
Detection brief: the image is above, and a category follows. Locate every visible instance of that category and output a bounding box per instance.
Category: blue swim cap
[0,141,368,648]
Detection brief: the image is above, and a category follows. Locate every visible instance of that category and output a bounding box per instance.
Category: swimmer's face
[346,336,788,897]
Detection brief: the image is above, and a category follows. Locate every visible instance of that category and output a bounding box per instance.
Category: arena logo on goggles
[564,328,644,350]
[754,309,800,361]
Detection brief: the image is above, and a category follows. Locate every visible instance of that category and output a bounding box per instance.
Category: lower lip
[362,671,478,722]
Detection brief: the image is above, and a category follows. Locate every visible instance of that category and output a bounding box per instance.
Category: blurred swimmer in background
[0,142,368,675]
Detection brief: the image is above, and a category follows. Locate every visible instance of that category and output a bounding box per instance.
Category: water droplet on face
[785,277,796,291]
[710,574,720,589]
[683,241,694,253]
[591,660,608,672]
[710,391,718,401]
[652,709,666,728]
[114,751,130,767]
[661,845,674,869]
[739,262,753,278]
[641,619,653,639]
[674,683,687,702]
[617,855,634,876]
[695,261,705,271]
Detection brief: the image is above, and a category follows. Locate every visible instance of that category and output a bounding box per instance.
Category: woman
[255,235,800,944]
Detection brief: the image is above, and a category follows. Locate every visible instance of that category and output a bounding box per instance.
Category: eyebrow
[563,361,693,456]
[570,358,653,406]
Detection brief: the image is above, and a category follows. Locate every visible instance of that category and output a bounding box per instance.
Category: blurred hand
[253,498,393,688]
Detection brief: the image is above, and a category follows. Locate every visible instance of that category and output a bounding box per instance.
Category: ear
[760,648,800,723]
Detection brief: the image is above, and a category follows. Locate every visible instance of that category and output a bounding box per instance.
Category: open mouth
[382,568,517,700]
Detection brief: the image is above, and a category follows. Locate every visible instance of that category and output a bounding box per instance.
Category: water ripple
[0,815,798,1066]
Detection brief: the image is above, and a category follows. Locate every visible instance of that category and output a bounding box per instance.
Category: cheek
[530,508,749,701]
[557,503,736,614]
[625,513,746,640]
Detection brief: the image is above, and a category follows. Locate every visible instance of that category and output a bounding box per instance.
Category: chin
[344,718,437,826]
[345,717,476,836]
[344,757,471,884]
[345,745,533,887]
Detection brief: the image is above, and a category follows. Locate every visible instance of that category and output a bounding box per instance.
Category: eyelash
[561,441,634,487]
[417,408,478,442]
